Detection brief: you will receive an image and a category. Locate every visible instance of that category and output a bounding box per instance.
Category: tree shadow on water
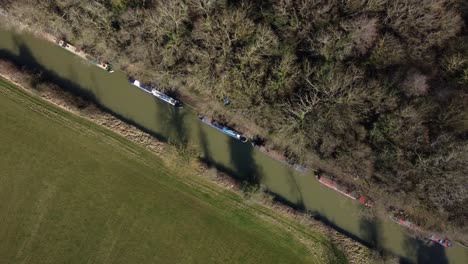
[310,210,379,249]
[359,216,379,248]
[197,125,238,176]
[263,197,385,251]
[156,101,187,147]
[196,120,262,186]
[358,215,448,264]
[269,191,306,212]
[227,135,262,185]
[0,37,168,143]
[399,234,448,264]
[265,167,306,211]
[197,122,215,164]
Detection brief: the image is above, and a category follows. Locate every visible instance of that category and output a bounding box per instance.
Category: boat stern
[175,101,183,108]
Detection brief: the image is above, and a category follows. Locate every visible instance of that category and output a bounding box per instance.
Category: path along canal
[0,27,467,264]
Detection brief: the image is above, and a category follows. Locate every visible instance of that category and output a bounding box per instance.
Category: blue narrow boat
[198,115,248,143]
[128,77,182,107]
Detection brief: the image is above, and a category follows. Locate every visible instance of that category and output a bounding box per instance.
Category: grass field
[0,77,346,264]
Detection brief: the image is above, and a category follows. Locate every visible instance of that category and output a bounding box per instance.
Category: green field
[0,78,345,264]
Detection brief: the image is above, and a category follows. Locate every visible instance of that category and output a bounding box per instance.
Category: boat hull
[389,215,422,232]
[128,78,182,107]
[316,175,372,206]
[430,235,453,247]
[57,40,113,73]
[198,116,247,143]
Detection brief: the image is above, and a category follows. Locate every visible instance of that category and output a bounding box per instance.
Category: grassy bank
[0,75,351,263]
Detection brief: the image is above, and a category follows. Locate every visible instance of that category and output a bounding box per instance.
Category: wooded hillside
[2,0,467,242]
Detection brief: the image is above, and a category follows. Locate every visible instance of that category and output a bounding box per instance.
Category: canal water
[0,27,466,264]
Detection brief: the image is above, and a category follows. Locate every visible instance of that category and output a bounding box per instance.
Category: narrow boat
[128,78,182,107]
[250,138,307,173]
[84,55,113,73]
[198,115,247,143]
[389,210,453,247]
[57,40,114,73]
[316,175,372,207]
[357,194,373,207]
[389,214,422,232]
[430,235,453,247]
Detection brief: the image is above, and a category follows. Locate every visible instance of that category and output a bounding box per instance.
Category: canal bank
[0,27,466,263]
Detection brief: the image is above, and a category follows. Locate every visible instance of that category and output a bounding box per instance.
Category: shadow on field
[0,36,168,143]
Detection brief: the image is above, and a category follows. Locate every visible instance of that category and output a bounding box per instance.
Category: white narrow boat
[128,78,182,107]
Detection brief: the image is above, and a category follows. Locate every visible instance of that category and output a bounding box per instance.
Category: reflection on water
[0,27,466,264]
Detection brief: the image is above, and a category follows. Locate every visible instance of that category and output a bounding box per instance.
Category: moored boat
[389,209,453,247]
[84,54,113,73]
[151,89,182,107]
[430,235,453,247]
[198,115,247,143]
[357,194,373,207]
[57,40,113,73]
[389,214,422,232]
[128,78,182,107]
[128,78,151,92]
[316,175,372,207]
